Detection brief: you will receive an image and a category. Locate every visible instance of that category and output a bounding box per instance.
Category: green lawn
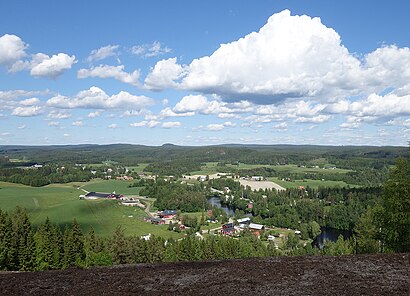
[269,177,355,189]
[192,163,352,176]
[0,181,181,239]
[81,179,142,195]
[127,163,150,173]
[266,164,352,175]
[189,162,219,175]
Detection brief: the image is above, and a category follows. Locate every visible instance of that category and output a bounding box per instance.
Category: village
[78,186,301,249]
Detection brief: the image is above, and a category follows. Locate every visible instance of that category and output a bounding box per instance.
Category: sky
[1,0,410,146]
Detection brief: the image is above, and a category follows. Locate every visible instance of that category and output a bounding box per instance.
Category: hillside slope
[1,253,409,295]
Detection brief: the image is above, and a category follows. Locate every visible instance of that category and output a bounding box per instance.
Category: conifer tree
[34,217,57,270]
[378,154,410,252]
[0,210,14,270]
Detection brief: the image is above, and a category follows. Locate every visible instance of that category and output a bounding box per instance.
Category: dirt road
[0,253,408,295]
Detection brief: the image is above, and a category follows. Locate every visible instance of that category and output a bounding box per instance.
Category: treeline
[140,179,208,212]
[1,144,406,169]
[0,165,93,187]
[0,207,358,272]
[144,160,202,177]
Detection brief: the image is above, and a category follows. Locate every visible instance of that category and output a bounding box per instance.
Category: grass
[81,179,142,196]
[268,177,355,189]
[189,162,219,175]
[127,163,149,173]
[0,181,182,239]
[192,163,352,176]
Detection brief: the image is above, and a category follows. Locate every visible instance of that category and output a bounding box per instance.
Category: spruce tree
[379,154,410,252]
[0,210,14,270]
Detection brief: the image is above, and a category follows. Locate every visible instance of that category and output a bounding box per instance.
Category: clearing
[0,253,408,295]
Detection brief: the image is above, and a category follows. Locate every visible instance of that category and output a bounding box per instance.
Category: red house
[221,223,235,235]
[158,210,177,219]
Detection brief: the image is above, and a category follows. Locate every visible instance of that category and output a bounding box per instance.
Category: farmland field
[81,179,142,195]
[268,177,354,189]
[0,180,181,239]
[191,162,355,188]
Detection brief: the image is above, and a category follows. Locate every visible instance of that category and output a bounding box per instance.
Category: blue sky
[1,0,410,146]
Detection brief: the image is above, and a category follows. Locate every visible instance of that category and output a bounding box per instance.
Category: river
[313,227,353,249]
[208,196,235,216]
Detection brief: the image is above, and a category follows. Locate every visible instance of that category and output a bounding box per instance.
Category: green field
[193,162,351,175]
[0,180,181,239]
[268,177,354,189]
[127,163,150,173]
[81,179,142,195]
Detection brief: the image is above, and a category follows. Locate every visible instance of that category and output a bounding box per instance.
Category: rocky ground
[1,253,409,295]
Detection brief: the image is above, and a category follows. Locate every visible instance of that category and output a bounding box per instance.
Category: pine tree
[110,226,129,264]
[11,207,36,271]
[379,155,410,252]
[34,217,56,270]
[0,210,14,270]
[63,219,85,268]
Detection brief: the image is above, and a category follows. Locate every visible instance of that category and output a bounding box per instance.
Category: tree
[354,207,380,253]
[309,221,321,239]
[35,218,62,270]
[63,219,85,268]
[0,210,14,270]
[11,207,36,271]
[378,156,410,252]
[110,226,129,265]
[322,235,354,256]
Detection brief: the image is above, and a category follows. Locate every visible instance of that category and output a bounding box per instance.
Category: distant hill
[0,143,407,167]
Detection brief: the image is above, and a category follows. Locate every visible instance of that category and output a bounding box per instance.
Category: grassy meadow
[0,180,181,239]
[268,177,353,189]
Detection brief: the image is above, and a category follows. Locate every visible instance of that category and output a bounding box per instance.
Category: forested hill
[0,144,407,166]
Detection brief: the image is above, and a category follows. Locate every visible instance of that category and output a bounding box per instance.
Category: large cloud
[78,65,140,86]
[0,34,27,66]
[144,10,410,107]
[46,86,153,109]
[11,52,77,78]
[145,10,362,103]
[11,106,43,117]
[30,53,76,78]
[144,58,186,90]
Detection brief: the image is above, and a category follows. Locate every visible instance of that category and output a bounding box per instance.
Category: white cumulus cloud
[10,53,76,78]
[162,121,181,129]
[145,10,410,109]
[46,87,153,110]
[206,124,225,131]
[0,34,27,66]
[129,120,160,128]
[20,98,40,106]
[144,58,186,90]
[11,106,43,117]
[48,110,71,119]
[173,94,209,113]
[77,64,140,86]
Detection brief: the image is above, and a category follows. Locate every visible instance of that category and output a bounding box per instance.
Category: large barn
[82,192,123,200]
